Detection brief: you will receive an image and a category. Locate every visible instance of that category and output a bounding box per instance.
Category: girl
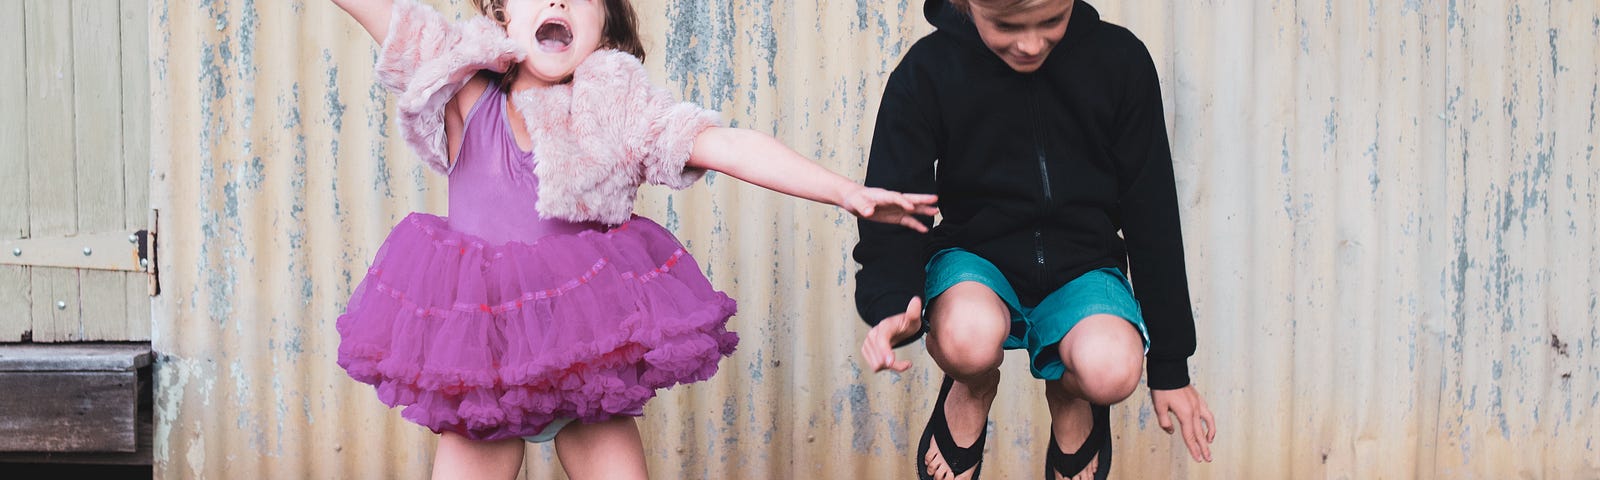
[329,0,938,478]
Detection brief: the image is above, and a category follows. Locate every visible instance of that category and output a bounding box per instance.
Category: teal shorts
[924,248,1150,381]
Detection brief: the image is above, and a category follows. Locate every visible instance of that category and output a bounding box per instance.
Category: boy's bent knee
[1073,360,1141,404]
[1060,315,1144,404]
[929,334,1004,377]
[926,282,1010,370]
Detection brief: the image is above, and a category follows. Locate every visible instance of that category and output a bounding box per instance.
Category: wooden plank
[23,0,77,239]
[0,0,33,341]
[29,271,80,342]
[120,0,151,341]
[0,371,138,452]
[25,0,82,342]
[0,413,152,465]
[73,0,128,342]
[0,366,151,465]
[0,266,31,341]
[0,343,152,372]
[0,231,146,271]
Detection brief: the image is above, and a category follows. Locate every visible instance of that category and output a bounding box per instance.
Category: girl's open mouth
[535,18,573,52]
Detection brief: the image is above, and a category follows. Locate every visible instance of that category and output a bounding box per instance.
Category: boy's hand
[1151,385,1217,463]
[860,297,924,373]
[843,188,938,233]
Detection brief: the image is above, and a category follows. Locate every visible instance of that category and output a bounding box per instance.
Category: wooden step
[0,343,152,465]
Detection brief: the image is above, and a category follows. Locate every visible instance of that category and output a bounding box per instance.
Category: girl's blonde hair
[472,0,646,60]
[949,0,1063,16]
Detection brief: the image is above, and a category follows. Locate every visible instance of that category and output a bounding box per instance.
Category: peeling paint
[663,0,737,108]
[1401,0,1422,16]
[367,79,394,197]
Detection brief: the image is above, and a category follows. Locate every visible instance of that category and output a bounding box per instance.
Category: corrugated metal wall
[149,0,1600,478]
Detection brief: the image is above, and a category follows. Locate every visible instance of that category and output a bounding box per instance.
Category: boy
[854,1,1217,478]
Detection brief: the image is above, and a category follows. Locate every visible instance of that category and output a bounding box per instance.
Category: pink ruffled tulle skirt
[336,213,738,441]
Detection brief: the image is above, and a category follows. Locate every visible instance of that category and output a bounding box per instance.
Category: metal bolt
[83,247,93,256]
[128,234,139,244]
[10,248,18,257]
[55,300,67,310]
[139,258,149,268]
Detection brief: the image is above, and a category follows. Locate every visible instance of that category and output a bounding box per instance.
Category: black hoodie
[853,0,1196,389]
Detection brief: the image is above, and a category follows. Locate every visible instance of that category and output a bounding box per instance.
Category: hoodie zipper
[1028,80,1052,286]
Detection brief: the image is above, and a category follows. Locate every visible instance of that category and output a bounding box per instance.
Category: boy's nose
[1016,37,1044,56]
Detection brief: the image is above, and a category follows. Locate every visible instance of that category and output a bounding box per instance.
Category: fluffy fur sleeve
[576,51,723,190]
[513,50,723,225]
[375,0,524,174]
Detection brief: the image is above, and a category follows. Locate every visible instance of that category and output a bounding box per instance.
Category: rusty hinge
[1,210,160,296]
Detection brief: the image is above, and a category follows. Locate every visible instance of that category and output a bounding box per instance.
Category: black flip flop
[918,375,988,480]
[1044,404,1112,480]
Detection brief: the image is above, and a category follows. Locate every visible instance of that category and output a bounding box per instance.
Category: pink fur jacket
[376,0,721,225]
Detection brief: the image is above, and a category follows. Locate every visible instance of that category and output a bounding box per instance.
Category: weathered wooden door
[1,0,152,343]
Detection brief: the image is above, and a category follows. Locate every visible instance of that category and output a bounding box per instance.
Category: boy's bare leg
[1044,314,1144,479]
[923,281,1011,480]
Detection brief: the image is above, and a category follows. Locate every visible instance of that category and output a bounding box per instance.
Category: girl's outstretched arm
[686,127,938,232]
[331,0,395,42]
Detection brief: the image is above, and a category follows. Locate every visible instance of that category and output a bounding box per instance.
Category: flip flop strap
[931,412,987,475]
[929,376,987,475]
[1048,405,1109,476]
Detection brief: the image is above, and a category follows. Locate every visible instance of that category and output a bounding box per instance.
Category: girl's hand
[843,188,939,233]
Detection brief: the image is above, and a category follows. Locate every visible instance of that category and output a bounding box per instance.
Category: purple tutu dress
[336,82,738,441]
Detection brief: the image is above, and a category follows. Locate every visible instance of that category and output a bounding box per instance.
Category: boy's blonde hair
[949,0,1063,16]
[472,0,645,60]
